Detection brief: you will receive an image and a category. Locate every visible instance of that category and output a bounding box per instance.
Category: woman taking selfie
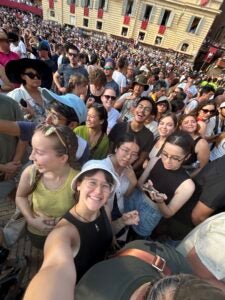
[74,103,109,159]
[125,131,195,239]
[179,114,209,176]
[16,124,79,249]
[6,58,51,123]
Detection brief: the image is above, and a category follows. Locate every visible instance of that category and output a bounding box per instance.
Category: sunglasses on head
[103,95,116,101]
[201,108,216,114]
[44,126,68,153]
[23,72,41,80]
[68,52,78,57]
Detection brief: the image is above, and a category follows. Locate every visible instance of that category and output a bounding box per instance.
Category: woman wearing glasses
[74,103,109,159]
[179,114,210,176]
[16,124,79,249]
[101,87,120,134]
[125,131,195,239]
[193,100,217,138]
[6,58,51,123]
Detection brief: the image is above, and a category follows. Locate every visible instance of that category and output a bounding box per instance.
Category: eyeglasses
[44,126,68,153]
[136,104,151,114]
[84,177,114,193]
[68,52,78,57]
[201,108,216,114]
[103,95,116,101]
[157,102,167,107]
[23,72,41,80]
[119,147,138,160]
[161,151,186,162]
[46,110,67,123]
[104,66,113,70]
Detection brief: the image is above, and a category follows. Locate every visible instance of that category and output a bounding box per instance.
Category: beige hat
[195,213,225,280]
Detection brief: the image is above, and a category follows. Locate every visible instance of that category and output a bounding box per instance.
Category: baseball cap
[42,88,87,124]
[71,160,120,192]
[156,96,169,104]
[219,102,225,109]
[38,41,50,51]
[195,213,225,280]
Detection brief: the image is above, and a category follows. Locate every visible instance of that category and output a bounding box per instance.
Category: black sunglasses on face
[23,72,41,80]
[104,95,116,101]
[201,108,216,114]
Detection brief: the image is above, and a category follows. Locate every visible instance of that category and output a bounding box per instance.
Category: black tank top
[183,136,202,166]
[147,159,190,203]
[63,207,112,281]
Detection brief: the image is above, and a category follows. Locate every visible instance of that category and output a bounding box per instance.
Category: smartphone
[20,99,27,108]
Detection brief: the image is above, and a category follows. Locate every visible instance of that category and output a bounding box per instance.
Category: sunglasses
[68,52,78,57]
[23,72,41,80]
[103,95,116,101]
[104,66,113,70]
[201,108,216,114]
[44,126,68,153]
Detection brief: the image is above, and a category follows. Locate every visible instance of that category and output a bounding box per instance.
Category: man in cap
[0,90,89,166]
[104,58,120,98]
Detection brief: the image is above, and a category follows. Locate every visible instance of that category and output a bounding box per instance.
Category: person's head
[89,52,99,65]
[127,64,135,78]
[199,85,215,101]
[161,131,193,170]
[132,74,149,95]
[101,87,117,111]
[147,274,225,300]
[117,56,128,72]
[158,112,177,138]
[156,96,170,114]
[114,133,140,168]
[37,41,50,59]
[30,124,78,172]
[219,101,225,118]
[71,160,119,209]
[65,43,79,66]
[5,58,51,87]
[179,114,199,135]
[78,52,89,65]
[42,88,87,128]
[86,103,108,133]
[0,30,10,52]
[66,74,89,96]
[195,100,217,121]
[134,97,156,124]
[104,58,115,78]
[171,99,185,114]
[89,68,107,90]
[153,83,167,99]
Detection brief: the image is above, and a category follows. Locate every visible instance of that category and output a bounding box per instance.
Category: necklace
[74,206,100,232]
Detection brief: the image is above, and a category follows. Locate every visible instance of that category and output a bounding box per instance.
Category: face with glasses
[116,142,139,167]
[45,108,68,126]
[76,171,113,211]
[161,142,187,170]
[67,50,79,66]
[198,104,216,121]
[21,68,41,87]
[30,128,69,173]
[134,100,152,123]
[101,88,117,110]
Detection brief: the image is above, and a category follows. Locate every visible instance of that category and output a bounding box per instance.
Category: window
[155,36,162,45]
[121,27,128,36]
[126,0,134,15]
[70,16,76,25]
[187,17,201,33]
[160,10,170,26]
[49,10,55,17]
[138,32,145,41]
[83,18,89,27]
[96,21,102,30]
[144,5,152,20]
[99,0,105,9]
[181,43,189,52]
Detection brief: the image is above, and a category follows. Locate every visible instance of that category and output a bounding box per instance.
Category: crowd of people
[0,5,225,300]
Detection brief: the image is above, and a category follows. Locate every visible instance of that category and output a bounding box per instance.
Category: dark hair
[171,99,185,113]
[159,112,178,128]
[89,103,108,133]
[117,56,128,69]
[199,85,215,96]
[115,132,139,150]
[89,68,107,86]
[163,130,194,155]
[193,100,216,115]
[136,96,157,116]
[34,124,79,169]
[178,113,199,134]
[65,43,79,53]
[48,101,79,124]
[89,53,99,65]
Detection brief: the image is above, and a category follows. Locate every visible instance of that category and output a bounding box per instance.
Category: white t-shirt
[112,70,127,89]
[107,107,120,134]
[210,139,225,161]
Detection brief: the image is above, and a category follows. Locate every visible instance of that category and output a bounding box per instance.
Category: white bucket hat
[71,160,120,193]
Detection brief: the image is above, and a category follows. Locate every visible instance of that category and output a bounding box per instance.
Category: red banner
[0,0,42,16]
[204,46,217,62]
[97,8,103,19]
[158,25,166,35]
[49,0,54,9]
[141,20,148,30]
[123,15,130,25]
[70,3,75,13]
[84,6,89,16]
[200,0,209,6]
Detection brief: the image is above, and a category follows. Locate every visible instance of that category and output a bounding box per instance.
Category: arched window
[181,43,189,52]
